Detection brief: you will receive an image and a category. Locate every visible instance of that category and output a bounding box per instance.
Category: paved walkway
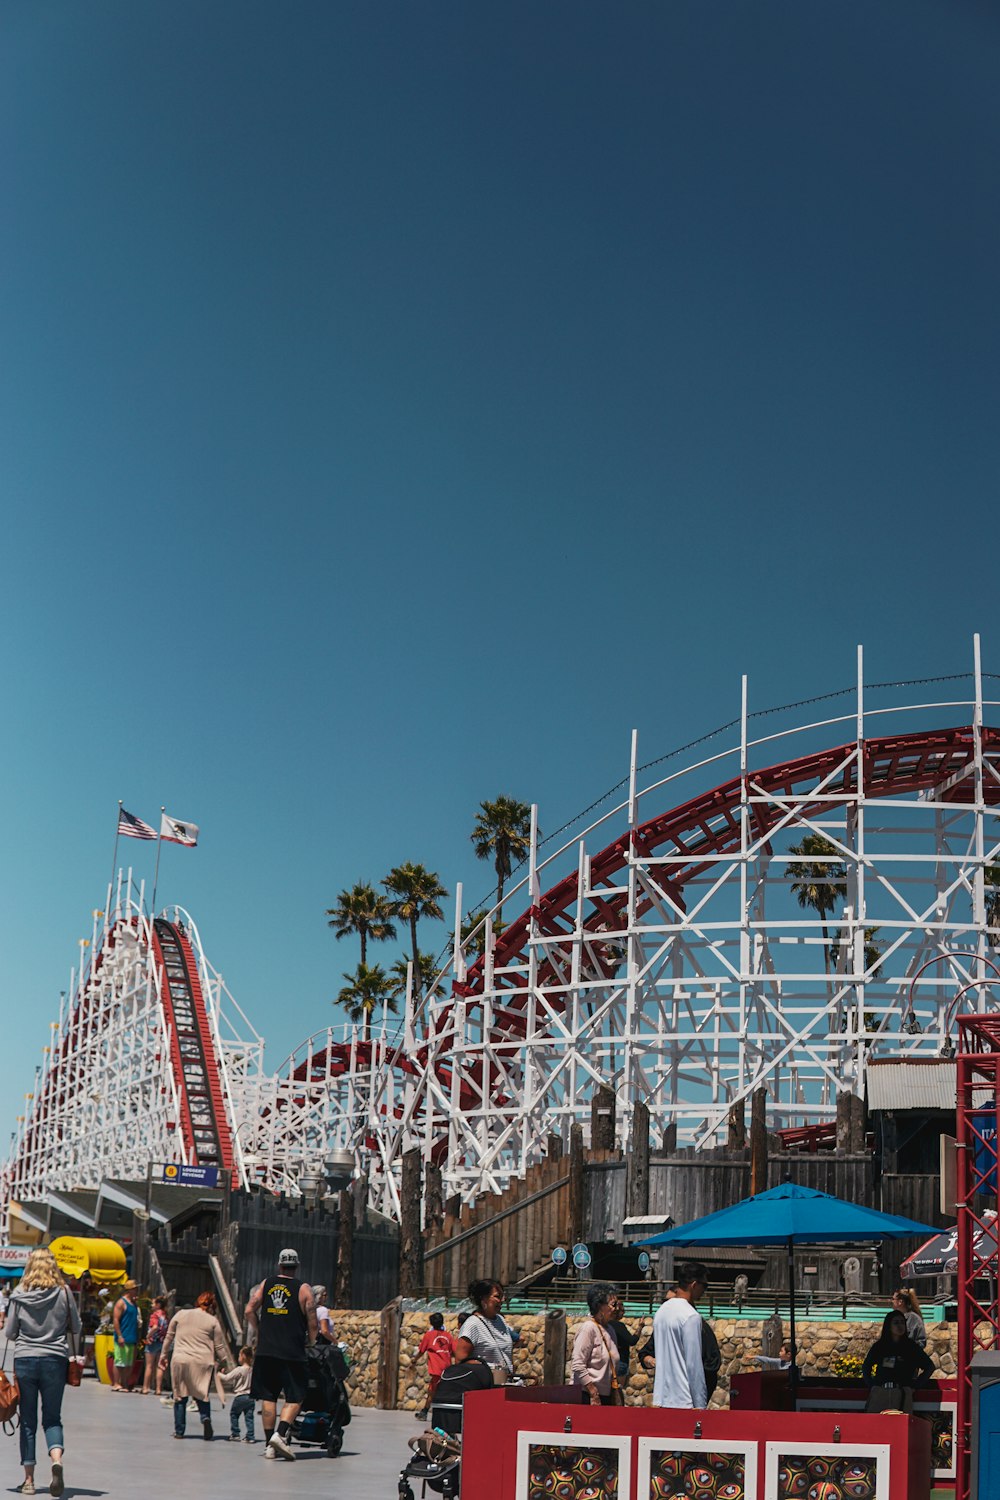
[4,1382,419,1499]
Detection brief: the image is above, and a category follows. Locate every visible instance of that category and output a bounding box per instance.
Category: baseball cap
[278,1248,299,1268]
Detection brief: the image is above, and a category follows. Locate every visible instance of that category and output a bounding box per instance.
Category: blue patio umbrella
[638,1183,936,1399]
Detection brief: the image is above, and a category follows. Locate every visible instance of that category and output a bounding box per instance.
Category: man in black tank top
[246,1247,317,1460]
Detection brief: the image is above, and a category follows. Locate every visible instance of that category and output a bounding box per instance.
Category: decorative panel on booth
[516,1432,631,1500]
[766,1443,891,1500]
[637,1437,757,1500]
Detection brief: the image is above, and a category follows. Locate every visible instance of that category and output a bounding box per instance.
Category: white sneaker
[267,1432,295,1460]
[263,1446,276,1460]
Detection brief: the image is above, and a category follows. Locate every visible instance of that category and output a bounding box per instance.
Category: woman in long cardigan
[159,1292,229,1439]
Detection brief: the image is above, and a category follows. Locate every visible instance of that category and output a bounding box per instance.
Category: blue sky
[1,1,998,1122]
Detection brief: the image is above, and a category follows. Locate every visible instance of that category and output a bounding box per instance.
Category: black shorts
[250,1354,309,1405]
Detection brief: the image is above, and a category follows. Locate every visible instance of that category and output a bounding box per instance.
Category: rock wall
[338,1307,958,1409]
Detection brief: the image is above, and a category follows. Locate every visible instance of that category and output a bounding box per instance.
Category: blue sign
[161,1163,221,1188]
[637,1251,651,1273]
[551,1246,567,1266]
[973,1100,998,1196]
[572,1242,592,1270]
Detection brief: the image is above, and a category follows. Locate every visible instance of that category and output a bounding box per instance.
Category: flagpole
[108,800,123,915]
[151,806,165,918]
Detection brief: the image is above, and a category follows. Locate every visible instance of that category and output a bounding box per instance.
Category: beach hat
[124,1279,138,1292]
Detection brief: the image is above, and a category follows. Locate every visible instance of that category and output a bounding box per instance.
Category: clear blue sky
[1,2,997,1122]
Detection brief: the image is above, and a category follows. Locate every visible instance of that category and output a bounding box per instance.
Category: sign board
[551,1246,567,1267]
[637,1251,650,1273]
[160,1164,221,1188]
[940,1132,957,1216]
[0,1246,31,1270]
[572,1242,592,1270]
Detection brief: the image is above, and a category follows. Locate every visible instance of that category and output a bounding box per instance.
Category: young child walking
[416,1312,455,1420]
[219,1347,256,1442]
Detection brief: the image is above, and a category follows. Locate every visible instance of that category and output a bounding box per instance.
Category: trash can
[970,1349,1000,1498]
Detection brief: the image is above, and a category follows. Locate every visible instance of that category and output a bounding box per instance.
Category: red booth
[461,1385,932,1500]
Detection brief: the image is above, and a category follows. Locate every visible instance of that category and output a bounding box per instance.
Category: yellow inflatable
[47,1236,127,1286]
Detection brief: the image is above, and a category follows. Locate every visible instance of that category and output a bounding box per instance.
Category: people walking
[650,1262,709,1409]
[142,1296,168,1396]
[245,1247,317,1460]
[458,1280,516,1381]
[219,1346,257,1441]
[571,1284,622,1406]
[159,1291,228,1440]
[416,1312,455,1420]
[4,1246,81,1497]
[312,1285,334,1341]
[111,1280,141,1392]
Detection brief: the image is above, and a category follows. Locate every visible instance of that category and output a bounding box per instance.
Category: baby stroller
[398,1356,495,1499]
[290,1341,352,1457]
[398,1429,461,1500]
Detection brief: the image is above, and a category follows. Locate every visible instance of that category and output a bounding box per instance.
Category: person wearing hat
[111,1281,141,1393]
[245,1249,317,1460]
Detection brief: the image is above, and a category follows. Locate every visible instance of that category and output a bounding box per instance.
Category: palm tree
[383,863,449,994]
[785,834,847,973]
[336,962,397,1040]
[471,797,534,912]
[388,954,439,1004]
[326,882,396,966]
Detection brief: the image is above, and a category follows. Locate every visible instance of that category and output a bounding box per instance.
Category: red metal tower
[955,1013,1000,1500]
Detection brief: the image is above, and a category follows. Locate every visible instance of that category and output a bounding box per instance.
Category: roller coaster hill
[5,644,1000,1275]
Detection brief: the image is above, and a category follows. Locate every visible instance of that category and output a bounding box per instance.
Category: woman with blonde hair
[4,1247,81,1497]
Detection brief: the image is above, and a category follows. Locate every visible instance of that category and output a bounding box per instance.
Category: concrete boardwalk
[4,1382,418,1500]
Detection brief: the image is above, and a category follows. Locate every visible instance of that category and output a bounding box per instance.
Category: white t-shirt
[651,1296,707,1409]
[316,1304,334,1337]
[459,1311,514,1372]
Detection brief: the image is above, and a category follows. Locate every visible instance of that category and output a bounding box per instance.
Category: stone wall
[338,1307,958,1410]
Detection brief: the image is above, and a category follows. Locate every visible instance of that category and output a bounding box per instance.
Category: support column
[335,1185,354,1308]
[626,1101,650,1218]
[568,1125,584,1244]
[749,1087,768,1195]
[727,1098,746,1153]
[591,1084,617,1151]
[400,1147,424,1297]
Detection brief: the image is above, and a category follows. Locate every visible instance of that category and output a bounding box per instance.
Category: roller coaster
[5,643,1000,1232]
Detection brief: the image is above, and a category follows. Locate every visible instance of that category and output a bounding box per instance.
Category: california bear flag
[160,813,199,847]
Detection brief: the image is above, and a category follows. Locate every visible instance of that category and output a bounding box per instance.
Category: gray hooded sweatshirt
[5,1286,81,1361]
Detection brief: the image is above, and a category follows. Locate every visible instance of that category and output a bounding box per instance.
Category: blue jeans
[174,1397,210,1435]
[229,1393,255,1438]
[14,1356,67,1467]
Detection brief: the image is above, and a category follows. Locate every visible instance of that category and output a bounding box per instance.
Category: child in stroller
[289,1340,352,1457]
[398,1338,493,1499]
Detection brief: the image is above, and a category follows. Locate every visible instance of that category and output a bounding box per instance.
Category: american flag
[118,808,157,841]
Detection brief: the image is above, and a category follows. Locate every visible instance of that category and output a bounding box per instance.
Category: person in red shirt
[416,1313,455,1419]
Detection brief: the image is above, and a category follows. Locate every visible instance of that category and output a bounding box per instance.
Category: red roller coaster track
[291,724,1000,1120]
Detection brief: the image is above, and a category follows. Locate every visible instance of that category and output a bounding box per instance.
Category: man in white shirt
[651,1262,709,1408]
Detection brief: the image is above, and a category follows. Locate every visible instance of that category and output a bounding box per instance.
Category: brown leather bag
[0,1360,19,1426]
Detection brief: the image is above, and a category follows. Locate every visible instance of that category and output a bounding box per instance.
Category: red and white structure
[5,639,1000,1235]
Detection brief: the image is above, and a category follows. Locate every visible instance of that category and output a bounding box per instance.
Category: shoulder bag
[588,1319,624,1406]
[64,1289,83,1387]
[0,1339,19,1430]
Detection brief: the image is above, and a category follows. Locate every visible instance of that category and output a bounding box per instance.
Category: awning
[48,1236,127,1286]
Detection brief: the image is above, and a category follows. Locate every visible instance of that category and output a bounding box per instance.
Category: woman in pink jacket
[571,1283,622,1406]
